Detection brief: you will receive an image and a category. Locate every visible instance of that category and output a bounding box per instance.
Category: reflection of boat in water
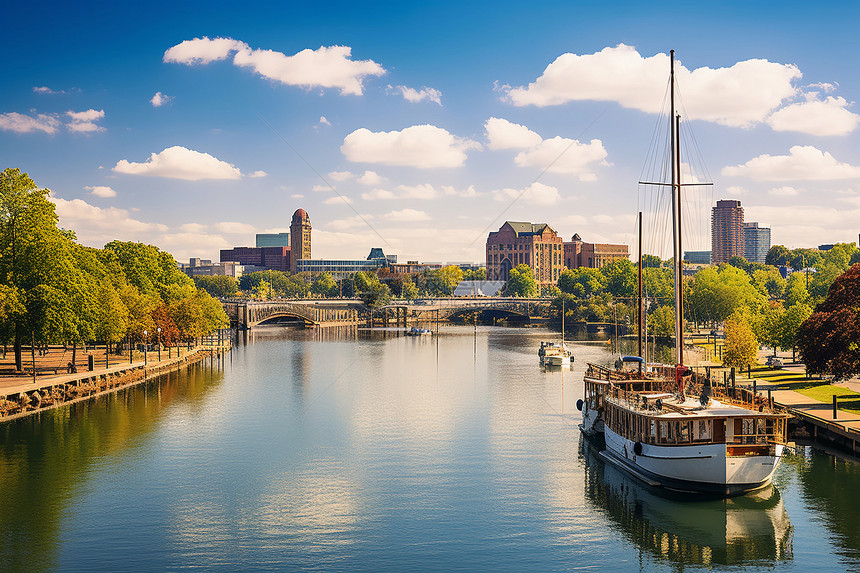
[539,341,572,366]
[582,439,793,567]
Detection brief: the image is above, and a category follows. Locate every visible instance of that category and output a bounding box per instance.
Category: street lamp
[157,327,162,361]
[143,330,148,366]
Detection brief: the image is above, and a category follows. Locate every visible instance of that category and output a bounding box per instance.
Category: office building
[743,222,771,264]
[255,232,290,248]
[564,233,630,269]
[290,209,312,274]
[486,221,565,285]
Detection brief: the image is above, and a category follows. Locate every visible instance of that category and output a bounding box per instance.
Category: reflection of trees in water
[0,363,225,572]
[581,440,793,568]
[785,446,860,563]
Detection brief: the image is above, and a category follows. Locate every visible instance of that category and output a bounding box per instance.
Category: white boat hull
[603,425,783,496]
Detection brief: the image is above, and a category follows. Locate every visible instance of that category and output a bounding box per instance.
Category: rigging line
[256,113,394,250]
[467,105,610,248]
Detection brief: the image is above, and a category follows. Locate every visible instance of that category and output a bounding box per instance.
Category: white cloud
[725,185,747,196]
[290,193,304,198]
[389,85,442,105]
[180,223,207,232]
[766,95,860,136]
[84,185,116,198]
[769,185,801,196]
[49,196,168,243]
[248,170,267,178]
[492,182,561,206]
[384,208,430,222]
[356,170,385,185]
[163,37,249,64]
[505,44,801,128]
[66,109,105,133]
[164,37,386,96]
[485,117,543,150]
[327,215,371,230]
[396,183,438,199]
[514,137,608,180]
[33,86,63,94]
[341,125,481,168]
[361,188,396,200]
[312,184,331,192]
[0,112,60,134]
[319,116,331,125]
[150,92,173,107]
[327,170,354,181]
[113,146,242,180]
[323,196,353,205]
[722,145,860,181]
[215,221,256,234]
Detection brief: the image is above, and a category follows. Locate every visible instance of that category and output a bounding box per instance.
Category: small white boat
[405,326,432,336]
[539,341,572,366]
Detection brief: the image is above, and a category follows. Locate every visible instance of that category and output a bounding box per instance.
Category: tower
[711,200,744,264]
[290,208,311,274]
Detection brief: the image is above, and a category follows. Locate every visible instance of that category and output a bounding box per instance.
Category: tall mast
[638,211,644,362]
[670,50,683,365]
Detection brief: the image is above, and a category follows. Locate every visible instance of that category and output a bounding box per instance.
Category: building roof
[504,221,552,237]
[292,208,310,224]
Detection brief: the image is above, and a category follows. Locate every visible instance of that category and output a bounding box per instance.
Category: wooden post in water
[833,395,838,419]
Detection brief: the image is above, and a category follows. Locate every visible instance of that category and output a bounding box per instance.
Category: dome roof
[292,208,310,224]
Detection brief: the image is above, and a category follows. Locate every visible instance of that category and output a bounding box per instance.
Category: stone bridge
[222,300,362,329]
[379,297,552,325]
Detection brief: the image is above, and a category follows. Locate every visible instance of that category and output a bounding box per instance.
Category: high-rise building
[290,208,312,274]
[743,222,771,264]
[711,200,744,264]
[486,221,564,286]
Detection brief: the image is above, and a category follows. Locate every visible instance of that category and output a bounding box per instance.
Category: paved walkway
[0,347,209,397]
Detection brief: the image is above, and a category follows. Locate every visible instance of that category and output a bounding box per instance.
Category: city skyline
[3,1,860,264]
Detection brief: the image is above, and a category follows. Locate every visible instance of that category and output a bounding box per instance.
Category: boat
[539,298,573,367]
[578,50,790,497]
[405,326,432,336]
[539,341,571,366]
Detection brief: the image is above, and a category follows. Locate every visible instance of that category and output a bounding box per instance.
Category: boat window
[659,421,669,444]
[693,419,712,441]
[649,420,656,441]
[679,421,690,443]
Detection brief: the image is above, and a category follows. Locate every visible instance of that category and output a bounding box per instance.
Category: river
[1,326,858,572]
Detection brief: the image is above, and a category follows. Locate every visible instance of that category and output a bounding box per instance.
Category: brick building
[486,221,564,286]
[711,200,744,264]
[564,233,629,269]
[220,208,311,274]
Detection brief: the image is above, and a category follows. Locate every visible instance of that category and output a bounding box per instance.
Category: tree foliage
[504,264,538,297]
[194,275,239,298]
[723,311,759,369]
[797,264,860,380]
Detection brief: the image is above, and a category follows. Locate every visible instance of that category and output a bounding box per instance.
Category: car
[765,356,783,369]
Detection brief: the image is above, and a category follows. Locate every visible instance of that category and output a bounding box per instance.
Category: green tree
[756,304,785,356]
[723,311,759,369]
[647,305,675,338]
[194,275,239,298]
[354,271,392,308]
[504,264,538,297]
[252,280,273,300]
[311,272,337,297]
[766,245,790,267]
[463,267,487,280]
[778,302,813,355]
[797,264,860,379]
[400,278,419,300]
[602,258,636,298]
[424,265,464,296]
[641,254,663,268]
[784,272,811,308]
[686,265,766,324]
[558,267,606,298]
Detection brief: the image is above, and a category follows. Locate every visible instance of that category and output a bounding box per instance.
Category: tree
[686,265,766,324]
[602,258,636,298]
[463,267,487,280]
[558,267,606,298]
[400,278,419,300]
[424,265,463,296]
[785,272,811,308]
[311,272,337,297]
[766,245,790,267]
[641,254,663,268]
[797,264,860,379]
[756,304,785,356]
[778,302,812,355]
[647,305,674,338]
[723,311,759,369]
[194,275,239,298]
[354,271,392,308]
[505,264,538,297]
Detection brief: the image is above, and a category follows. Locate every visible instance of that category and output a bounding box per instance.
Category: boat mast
[638,211,644,369]
[670,50,683,366]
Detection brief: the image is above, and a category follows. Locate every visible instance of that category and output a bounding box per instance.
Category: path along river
[1,326,858,572]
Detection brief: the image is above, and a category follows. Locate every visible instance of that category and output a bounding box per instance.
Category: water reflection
[581,439,793,567]
[0,361,225,572]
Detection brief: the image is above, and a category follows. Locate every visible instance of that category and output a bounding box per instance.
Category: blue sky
[3,1,860,264]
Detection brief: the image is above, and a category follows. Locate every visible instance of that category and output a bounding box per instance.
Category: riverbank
[0,345,229,422]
